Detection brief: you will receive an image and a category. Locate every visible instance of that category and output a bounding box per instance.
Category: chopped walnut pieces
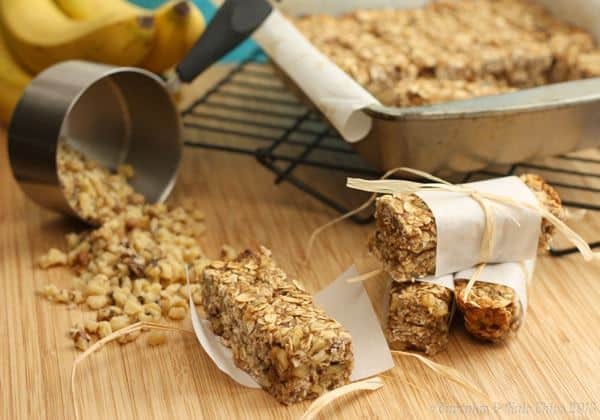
[386,280,453,355]
[147,331,167,347]
[38,248,67,269]
[293,0,600,107]
[57,144,144,225]
[69,324,92,351]
[97,321,112,338]
[369,174,564,281]
[86,295,109,310]
[202,247,353,405]
[38,145,209,351]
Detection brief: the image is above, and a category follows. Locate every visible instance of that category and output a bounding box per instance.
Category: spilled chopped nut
[39,147,214,350]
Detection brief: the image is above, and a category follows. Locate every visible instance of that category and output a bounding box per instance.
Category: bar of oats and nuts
[453,260,532,342]
[454,280,523,342]
[202,247,353,404]
[369,174,564,281]
[292,0,600,107]
[385,275,454,355]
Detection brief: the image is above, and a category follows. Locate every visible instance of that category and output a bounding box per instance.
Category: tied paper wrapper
[455,259,535,316]
[416,176,541,277]
[252,9,379,142]
[189,266,394,388]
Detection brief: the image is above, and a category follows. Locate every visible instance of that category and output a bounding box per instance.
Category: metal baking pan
[269,0,600,174]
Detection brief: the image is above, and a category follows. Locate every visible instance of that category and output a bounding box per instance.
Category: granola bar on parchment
[454,280,522,342]
[453,260,532,342]
[202,247,354,404]
[369,174,563,281]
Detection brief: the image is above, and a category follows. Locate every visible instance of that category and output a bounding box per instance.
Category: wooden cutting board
[2,66,599,420]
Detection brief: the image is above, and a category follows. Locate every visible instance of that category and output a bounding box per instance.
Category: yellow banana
[0,0,156,73]
[140,1,205,73]
[0,26,31,125]
[184,1,205,50]
[54,0,149,20]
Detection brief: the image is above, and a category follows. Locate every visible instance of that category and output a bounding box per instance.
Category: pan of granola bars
[254,0,600,173]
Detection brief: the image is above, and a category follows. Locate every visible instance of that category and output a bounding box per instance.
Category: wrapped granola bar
[454,260,533,342]
[385,275,454,355]
[368,174,563,281]
[202,247,354,404]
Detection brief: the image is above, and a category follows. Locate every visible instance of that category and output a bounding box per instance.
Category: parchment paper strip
[415,176,541,277]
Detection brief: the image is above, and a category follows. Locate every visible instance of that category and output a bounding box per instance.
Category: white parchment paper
[189,266,394,388]
[416,176,541,277]
[454,259,535,315]
[252,9,379,142]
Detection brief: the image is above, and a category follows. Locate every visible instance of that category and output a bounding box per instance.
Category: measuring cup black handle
[175,0,272,83]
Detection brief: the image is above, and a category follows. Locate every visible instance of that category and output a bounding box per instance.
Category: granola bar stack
[293,0,600,107]
[372,174,564,350]
[202,247,354,404]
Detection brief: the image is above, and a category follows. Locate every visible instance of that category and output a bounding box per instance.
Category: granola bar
[369,174,563,281]
[454,260,532,342]
[385,277,453,355]
[292,0,600,107]
[454,279,523,342]
[202,247,353,404]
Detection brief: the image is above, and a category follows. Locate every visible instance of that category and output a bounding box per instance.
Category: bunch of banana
[0,0,156,74]
[0,26,31,124]
[54,0,205,73]
[0,0,205,124]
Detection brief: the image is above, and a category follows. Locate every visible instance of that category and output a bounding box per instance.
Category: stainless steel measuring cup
[7,0,272,224]
[8,61,182,224]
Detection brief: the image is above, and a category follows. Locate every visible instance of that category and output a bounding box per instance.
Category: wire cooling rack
[181,47,600,256]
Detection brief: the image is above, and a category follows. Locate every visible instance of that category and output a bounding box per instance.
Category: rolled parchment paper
[385,274,454,355]
[454,259,534,342]
[252,9,378,142]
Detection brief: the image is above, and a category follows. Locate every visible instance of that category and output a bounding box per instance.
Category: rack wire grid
[181,47,600,256]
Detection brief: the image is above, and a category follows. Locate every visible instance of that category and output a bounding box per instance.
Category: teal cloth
[130,0,258,61]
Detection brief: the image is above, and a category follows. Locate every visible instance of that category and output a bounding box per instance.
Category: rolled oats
[202,247,354,405]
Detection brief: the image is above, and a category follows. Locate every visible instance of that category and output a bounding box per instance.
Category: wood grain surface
[2,66,599,420]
